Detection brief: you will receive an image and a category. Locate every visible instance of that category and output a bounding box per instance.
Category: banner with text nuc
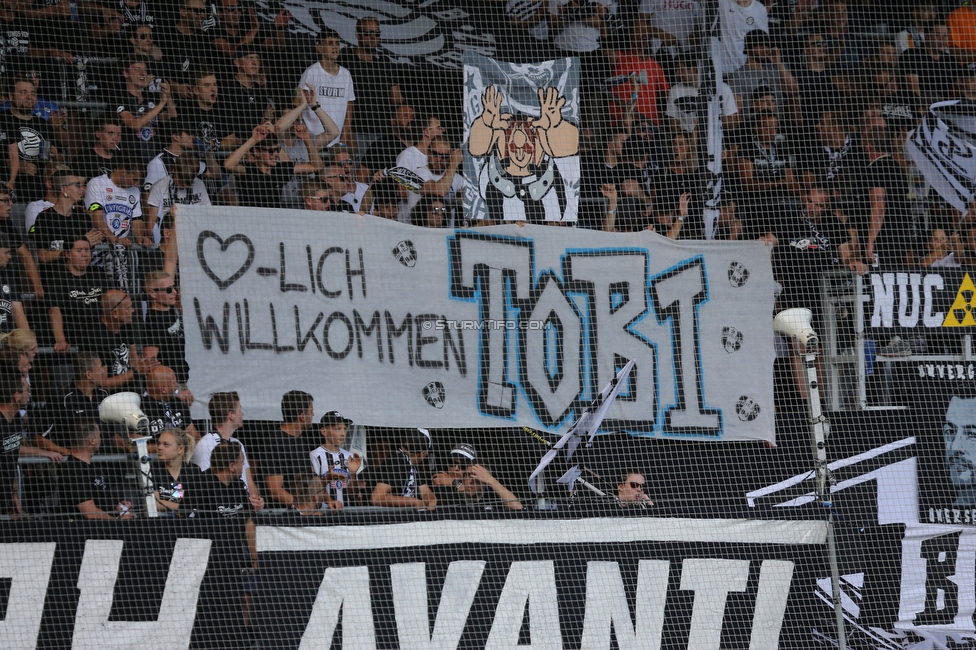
[177,207,776,442]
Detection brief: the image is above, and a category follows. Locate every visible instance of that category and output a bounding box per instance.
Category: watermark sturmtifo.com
[421,319,554,331]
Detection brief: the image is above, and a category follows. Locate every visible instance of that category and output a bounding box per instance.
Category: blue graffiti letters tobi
[449,234,533,418]
[651,257,722,436]
[520,273,582,427]
[564,251,658,431]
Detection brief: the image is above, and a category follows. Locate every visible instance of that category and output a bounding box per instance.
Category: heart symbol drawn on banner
[197,231,255,290]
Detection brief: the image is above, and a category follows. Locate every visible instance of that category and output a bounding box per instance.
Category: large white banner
[178,207,776,441]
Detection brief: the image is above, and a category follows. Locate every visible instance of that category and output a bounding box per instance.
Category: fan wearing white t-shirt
[719,0,768,74]
[143,154,210,246]
[84,158,143,290]
[299,27,355,148]
[394,119,464,223]
[192,391,260,501]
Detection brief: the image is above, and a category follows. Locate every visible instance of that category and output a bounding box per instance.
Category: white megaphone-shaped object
[773,308,818,355]
[99,392,149,431]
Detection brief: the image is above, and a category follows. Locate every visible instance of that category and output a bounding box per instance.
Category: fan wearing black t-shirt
[60,419,133,520]
[772,186,860,322]
[151,427,201,514]
[50,353,109,452]
[72,117,122,182]
[0,233,26,332]
[42,236,104,354]
[155,0,214,92]
[141,269,189,386]
[262,391,318,507]
[0,364,27,516]
[338,17,403,154]
[224,119,324,209]
[184,440,263,566]
[86,289,157,393]
[114,57,176,164]
[222,48,276,134]
[864,123,914,269]
[179,70,238,154]
[371,428,436,510]
[0,184,41,298]
[0,78,61,203]
[29,170,104,264]
[139,366,198,448]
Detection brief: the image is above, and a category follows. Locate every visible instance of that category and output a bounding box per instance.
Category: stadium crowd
[0,0,972,523]
[0,1,970,641]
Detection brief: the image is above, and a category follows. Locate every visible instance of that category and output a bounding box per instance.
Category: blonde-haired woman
[152,428,201,514]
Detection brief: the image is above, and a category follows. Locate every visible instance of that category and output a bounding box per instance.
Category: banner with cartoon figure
[463,53,581,223]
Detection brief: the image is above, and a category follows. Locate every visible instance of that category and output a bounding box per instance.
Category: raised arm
[224,124,271,174]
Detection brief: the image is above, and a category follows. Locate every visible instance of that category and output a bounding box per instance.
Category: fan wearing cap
[310,410,364,510]
[433,443,523,511]
[371,427,436,510]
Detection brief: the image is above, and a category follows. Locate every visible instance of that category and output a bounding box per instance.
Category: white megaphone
[773,308,818,355]
[99,392,149,431]
[100,391,157,518]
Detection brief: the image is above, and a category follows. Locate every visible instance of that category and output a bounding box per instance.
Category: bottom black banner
[0,515,828,649]
[256,514,828,649]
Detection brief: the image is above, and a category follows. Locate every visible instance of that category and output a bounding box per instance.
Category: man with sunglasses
[225,120,325,209]
[394,120,463,223]
[432,443,523,511]
[321,159,357,212]
[141,270,190,392]
[616,470,653,507]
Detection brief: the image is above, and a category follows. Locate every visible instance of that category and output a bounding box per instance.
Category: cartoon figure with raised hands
[468,85,580,222]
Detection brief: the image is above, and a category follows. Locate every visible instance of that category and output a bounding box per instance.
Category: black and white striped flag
[906,100,976,215]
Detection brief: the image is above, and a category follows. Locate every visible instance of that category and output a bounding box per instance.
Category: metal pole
[854,273,867,409]
[803,351,847,649]
[697,0,723,238]
[132,436,158,518]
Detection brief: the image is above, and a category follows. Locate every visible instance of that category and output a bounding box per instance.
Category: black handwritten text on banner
[177,208,776,441]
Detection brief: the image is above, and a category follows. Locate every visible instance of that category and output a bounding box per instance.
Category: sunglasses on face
[626,481,645,489]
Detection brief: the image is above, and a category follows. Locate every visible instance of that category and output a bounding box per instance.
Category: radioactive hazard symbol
[943,273,976,327]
